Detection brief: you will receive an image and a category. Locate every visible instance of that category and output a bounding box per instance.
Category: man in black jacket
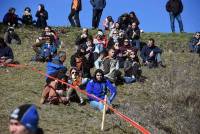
[90,0,106,29]
[68,0,82,27]
[166,0,184,33]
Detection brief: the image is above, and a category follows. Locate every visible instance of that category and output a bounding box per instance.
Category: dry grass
[0,24,200,134]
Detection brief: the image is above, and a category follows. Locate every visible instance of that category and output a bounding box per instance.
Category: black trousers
[92,9,103,28]
[68,9,81,27]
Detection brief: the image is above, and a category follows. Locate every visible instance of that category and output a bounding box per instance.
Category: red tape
[6,63,151,134]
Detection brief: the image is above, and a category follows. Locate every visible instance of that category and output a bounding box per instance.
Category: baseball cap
[10,104,39,133]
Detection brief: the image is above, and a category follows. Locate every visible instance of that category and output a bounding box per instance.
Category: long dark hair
[93,69,106,82]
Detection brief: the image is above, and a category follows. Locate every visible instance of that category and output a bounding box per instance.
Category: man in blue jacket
[90,0,106,29]
[141,38,166,68]
[86,69,117,111]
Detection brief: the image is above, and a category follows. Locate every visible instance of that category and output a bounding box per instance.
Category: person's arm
[70,55,76,67]
[166,1,171,12]
[179,0,183,13]
[35,11,40,18]
[44,11,48,20]
[153,46,162,54]
[90,0,95,7]
[106,80,117,103]
[124,60,132,72]
[140,46,147,62]
[103,0,106,8]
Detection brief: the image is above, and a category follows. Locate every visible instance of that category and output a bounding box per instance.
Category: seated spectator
[86,69,117,111]
[66,67,88,105]
[46,51,67,76]
[75,28,92,49]
[9,104,43,134]
[103,16,114,31]
[70,47,91,78]
[107,30,119,49]
[126,22,141,50]
[94,50,107,69]
[189,32,200,55]
[109,22,120,37]
[93,30,107,60]
[22,7,34,25]
[3,7,20,27]
[35,4,48,28]
[101,48,122,83]
[129,11,140,26]
[32,37,57,62]
[0,37,14,65]
[124,50,142,83]
[41,69,68,105]
[118,13,130,31]
[4,26,21,45]
[141,38,166,68]
[36,26,60,47]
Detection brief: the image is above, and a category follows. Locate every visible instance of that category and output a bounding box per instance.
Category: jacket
[140,45,162,62]
[71,0,82,11]
[86,79,117,102]
[166,0,183,16]
[46,57,66,76]
[90,0,106,10]
[0,46,14,59]
[3,13,18,26]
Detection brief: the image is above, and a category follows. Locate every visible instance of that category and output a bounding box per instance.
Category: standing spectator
[4,27,21,45]
[22,7,34,25]
[141,38,166,68]
[86,69,117,111]
[36,4,48,28]
[9,104,43,134]
[0,37,14,65]
[166,0,184,33]
[90,0,106,29]
[68,0,82,27]
[3,7,19,27]
[189,32,200,54]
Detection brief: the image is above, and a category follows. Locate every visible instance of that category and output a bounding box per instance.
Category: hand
[149,51,154,57]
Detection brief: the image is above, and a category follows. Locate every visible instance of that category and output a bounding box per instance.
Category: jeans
[189,43,200,53]
[124,76,136,84]
[90,100,110,111]
[169,12,184,32]
[132,39,140,50]
[68,10,81,27]
[156,53,162,63]
[92,9,103,28]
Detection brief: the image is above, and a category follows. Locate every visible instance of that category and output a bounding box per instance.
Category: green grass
[0,24,200,134]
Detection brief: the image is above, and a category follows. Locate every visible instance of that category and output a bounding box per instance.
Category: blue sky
[0,0,199,32]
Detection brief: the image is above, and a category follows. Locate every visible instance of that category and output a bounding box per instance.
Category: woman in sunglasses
[66,67,88,105]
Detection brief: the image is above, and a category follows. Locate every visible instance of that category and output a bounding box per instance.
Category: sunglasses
[71,71,77,74]
[96,74,102,76]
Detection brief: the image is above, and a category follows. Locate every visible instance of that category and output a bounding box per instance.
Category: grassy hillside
[0,24,200,134]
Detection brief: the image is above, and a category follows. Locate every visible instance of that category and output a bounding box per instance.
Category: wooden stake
[101,95,107,131]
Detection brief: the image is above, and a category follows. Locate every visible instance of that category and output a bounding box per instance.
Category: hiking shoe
[158,62,166,68]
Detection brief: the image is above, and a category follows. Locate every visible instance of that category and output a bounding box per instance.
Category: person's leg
[124,76,136,84]
[92,9,98,28]
[96,9,103,28]
[176,14,184,32]
[90,101,104,111]
[133,39,140,50]
[156,53,162,63]
[189,42,195,52]
[66,87,74,100]
[74,11,81,27]
[68,10,76,27]
[169,13,175,33]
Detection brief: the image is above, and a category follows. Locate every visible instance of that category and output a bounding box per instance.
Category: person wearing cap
[9,104,43,134]
[0,37,14,66]
[4,26,21,45]
[68,0,82,27]
[3,7,19,27]
[22,7,34,25]
[189,32,200,55]
[90,0,106,29]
